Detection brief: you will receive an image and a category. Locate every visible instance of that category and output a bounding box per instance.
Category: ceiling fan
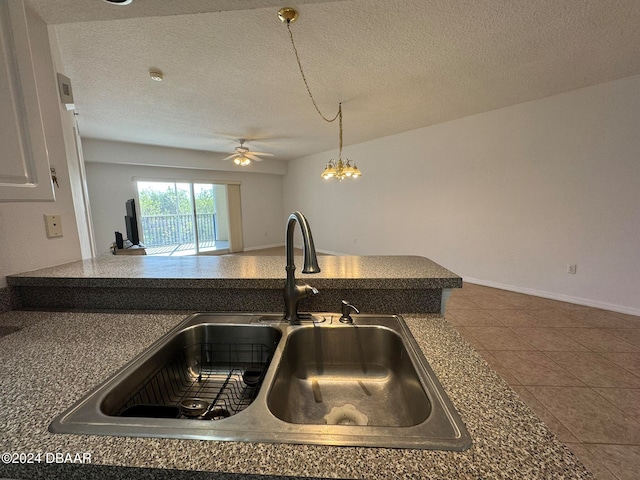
[222,139,274,166]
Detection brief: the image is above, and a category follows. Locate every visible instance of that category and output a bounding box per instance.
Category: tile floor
[448,283,640,480]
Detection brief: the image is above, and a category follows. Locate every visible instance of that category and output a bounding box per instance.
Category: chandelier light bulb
[321,161,336,179]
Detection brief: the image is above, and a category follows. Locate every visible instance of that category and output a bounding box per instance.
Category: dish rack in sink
[116,341,274,420]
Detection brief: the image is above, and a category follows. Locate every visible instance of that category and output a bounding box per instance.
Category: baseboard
[463,277,640,316]
[243,243,284,252]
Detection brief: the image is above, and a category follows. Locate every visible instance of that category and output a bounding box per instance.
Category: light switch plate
[44,214,63,238]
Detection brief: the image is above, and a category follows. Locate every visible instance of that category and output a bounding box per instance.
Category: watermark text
[1,452,92,464]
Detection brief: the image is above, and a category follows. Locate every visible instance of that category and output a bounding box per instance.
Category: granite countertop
[6,255,462,290]
[0,310,592,479]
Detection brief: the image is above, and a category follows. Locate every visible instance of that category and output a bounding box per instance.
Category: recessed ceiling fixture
[149,69,163,82]
[101,0,134,5]
[278,7,361,181]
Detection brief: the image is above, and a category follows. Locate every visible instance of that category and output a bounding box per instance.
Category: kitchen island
[7,255,461,314]
[0,255,591,478]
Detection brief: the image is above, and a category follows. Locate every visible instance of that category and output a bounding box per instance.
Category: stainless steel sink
[267,325,431,426]
[50,313,471,450]
[101,323,282,420]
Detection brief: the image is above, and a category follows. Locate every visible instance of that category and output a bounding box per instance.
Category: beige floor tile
[526,297,582,310]
[461,295,515,310]
[444,312,463,326]
[446,309,504,327]
[456,288,497,298]
[609,329,640,348]
[585,444,640,480]
[460,283,500,294]
[555,302,600,311]
[600,352,640,377]
[593,388,640,422]
[559,328,640,353]
[445,296,480,310]
[573,310,639,329]
[493,291,545,309]
[492,350,584,386]
[546,352,640,388]
[476,350,521,386]
[465,326,536,351]
[527,386,640,444]
[528,308,587,327]
[564,443,617,480]
[608,311,640,325]
[511,327,590,352]
[512,386,580,443]
[488,309,538,327]
[453,326,486,351]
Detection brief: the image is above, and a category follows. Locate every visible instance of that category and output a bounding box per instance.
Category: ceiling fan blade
[245,153,263,162]
[247,151,274,157]
[221,154,238,161]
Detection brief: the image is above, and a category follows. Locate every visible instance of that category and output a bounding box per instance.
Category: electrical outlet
[567,264,577,274]
[44,214,63,238]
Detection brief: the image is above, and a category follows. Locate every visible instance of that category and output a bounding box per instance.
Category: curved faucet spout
[284,211,321,323]
[286,211,320,274]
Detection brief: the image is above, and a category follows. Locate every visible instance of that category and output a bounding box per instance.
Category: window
[136,180,234,256]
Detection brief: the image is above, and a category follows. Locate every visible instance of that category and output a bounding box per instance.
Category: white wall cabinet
[0,0,54,202]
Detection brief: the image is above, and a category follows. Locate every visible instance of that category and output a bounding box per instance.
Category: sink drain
[324,404,369,426]
[179,398,210,417]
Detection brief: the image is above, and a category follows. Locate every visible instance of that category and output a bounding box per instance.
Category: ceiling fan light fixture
[222,139,274,166]
[149,69,164,81]
[101,0,134,5]
[234,156,251,167]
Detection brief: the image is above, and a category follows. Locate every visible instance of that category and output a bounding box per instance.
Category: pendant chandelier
[278,7,362,181]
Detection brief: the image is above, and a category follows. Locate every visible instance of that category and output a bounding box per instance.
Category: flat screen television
[124,198,140,246]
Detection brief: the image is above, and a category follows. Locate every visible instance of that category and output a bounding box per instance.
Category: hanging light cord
[285,22,341,123]
[281,11,359,179]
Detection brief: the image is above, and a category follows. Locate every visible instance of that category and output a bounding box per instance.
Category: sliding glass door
[193,183,229,253]
[136,180,233,256]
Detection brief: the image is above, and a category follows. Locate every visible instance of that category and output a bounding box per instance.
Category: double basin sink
[50,313,471,450]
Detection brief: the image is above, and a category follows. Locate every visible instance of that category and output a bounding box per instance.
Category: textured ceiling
[29,0,640,162]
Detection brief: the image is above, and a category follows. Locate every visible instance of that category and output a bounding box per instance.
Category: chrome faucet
[284,211,321,324]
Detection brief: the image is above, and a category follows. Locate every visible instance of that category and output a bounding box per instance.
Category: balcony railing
[141,213,218,247]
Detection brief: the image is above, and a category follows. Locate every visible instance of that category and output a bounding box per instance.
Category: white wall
[84,144,285,253]
[284,75,640,315]
[0,4,82,287]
